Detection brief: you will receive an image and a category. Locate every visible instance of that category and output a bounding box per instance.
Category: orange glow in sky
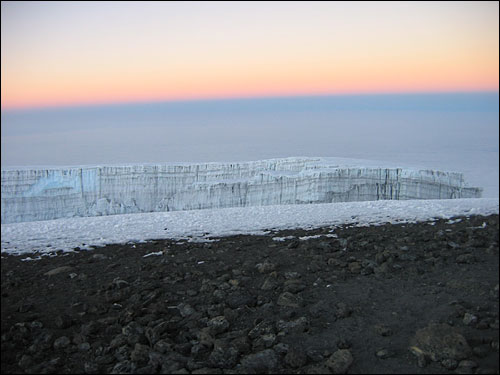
[1,1,498,110]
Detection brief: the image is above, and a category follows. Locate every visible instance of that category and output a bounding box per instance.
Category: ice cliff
[1,157,482,224]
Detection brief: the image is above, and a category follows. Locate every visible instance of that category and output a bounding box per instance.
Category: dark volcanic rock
[1,214,498,374]
[410,323,472,362]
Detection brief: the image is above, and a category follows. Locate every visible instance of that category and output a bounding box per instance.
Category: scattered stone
[374,324,393,337]
[335,302,352,318]
[284,346,308,368]
[207,316,230,335]
[456,254,475,264]
[18,354,33,370]
[78,342,91,351]
[53,335,71,350]
[276,316,309,334]
[410,323,472,362]
[261,277,279,291]
[441,358,459,370]
[472,344,490,358]
[456,360,478,374]
[208,341,239,369]
[252,333,276,350]
[326,349,353,374]
[337,338,351,349]
[240,349,278,373]
[177,303,196,317]
[283,280,306,293]
[1,214,497,374]
[277,292,302,308]
[348,261,361,274]
[463,312,478,326]
[409,346,428,368]
[375,348,395,359]
[226,292,256,309]
[92,254,108,261]
[256,261,276,273]
[130,343,150,364]
[44,266,74,276]
[248,320,275,339]
[83,361,100,374]
[111,360,136,374]
[55,314,73,329]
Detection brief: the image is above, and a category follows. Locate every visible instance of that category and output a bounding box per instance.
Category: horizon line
[2,89,499,113]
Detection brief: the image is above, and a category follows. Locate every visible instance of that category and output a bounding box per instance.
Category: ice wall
[1,157,482,224]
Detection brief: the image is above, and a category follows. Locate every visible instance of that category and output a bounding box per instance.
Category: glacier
[1,157,482,224]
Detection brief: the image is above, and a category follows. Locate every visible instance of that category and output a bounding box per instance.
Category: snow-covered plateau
[1,157,482,224]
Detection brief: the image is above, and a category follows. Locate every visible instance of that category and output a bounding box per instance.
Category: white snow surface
[1,198,497,256]
[1,157,482,224]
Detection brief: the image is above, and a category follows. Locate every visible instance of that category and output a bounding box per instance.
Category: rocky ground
[1,214,499,374]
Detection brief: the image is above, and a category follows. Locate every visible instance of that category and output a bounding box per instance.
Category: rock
[78,342,91,351]
[472,344,490,358]
[261,277,279,291]
[252,333,277,350]
[191,368,222,374]
[456,360,478,374]
[326,349,353,374]
[240,349,278,373]
[276,317,309,334]
[111,360,137,374]
[207,316,230,335]
[410,323,472,362]
[375,348,395,359]
[284,346,308,368]
[348,262,361,273]
[92,254,109,261]
[309,300,330,318]
[208,341,239,369]
[55,314,73,329]
[306,349,325,362]
[248,320,275,339]
[130,343,150,364]
[456,254,475,264]
[231,336,251,354]
[110,334,128,349]
[53,335,71,349]
[409,346,428,368]
[171,368,190,374]
[337,338,351,349]
[306,364,333,374]
[335,302,352,319]
[374,324,393,337]
[463,312,478,326]
[226,292,257,309]
[288,240,300,249]
[277,292,302,308]
[256,261,276,273]
[374,262,391,274]
[283,280,306,293]
[83,361,100,374]
[441,358,458,370]
[154,339,173,354]
[44,266,74,276]
[284,271,302,279]
[273,342,289,355]
[18,354,33,369]
[177,303,196,317]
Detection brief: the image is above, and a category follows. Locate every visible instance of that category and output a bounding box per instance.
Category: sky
[1,1,499,110]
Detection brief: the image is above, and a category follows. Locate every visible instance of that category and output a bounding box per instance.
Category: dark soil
[1,214,498,374]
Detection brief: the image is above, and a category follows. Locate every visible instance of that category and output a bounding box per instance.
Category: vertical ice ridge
[1,157,482,224]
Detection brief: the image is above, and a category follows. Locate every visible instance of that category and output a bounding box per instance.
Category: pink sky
[1,1,498,110]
